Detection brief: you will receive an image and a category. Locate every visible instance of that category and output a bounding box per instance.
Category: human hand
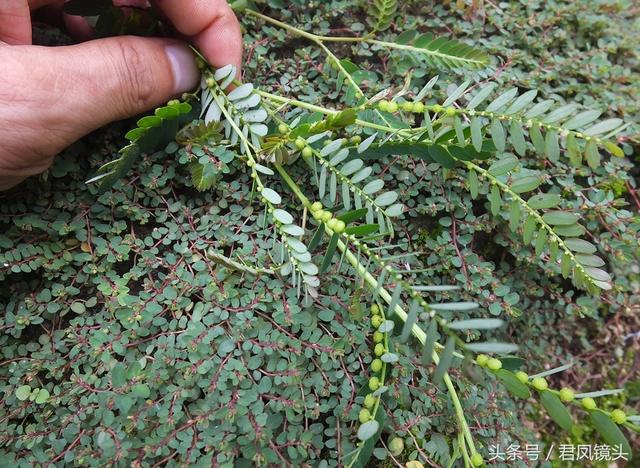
[0,0,242,190]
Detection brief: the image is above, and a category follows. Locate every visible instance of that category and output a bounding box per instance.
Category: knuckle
[108,39,156,114]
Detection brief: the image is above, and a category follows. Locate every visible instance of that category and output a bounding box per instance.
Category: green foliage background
[1,0,638,466]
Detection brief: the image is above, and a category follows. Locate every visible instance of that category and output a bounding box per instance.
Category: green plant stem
[256,89,405,135]
[246,9,396,129]
[274,163,478,459]
[245,9,487,70]
[245,9,363,43]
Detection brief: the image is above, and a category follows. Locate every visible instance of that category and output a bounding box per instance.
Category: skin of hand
[0,0,242,190]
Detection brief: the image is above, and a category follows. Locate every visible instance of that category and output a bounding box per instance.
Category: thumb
[35,36,200,132]
[0,37,199,190]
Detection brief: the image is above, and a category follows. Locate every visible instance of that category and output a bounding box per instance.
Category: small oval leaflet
[465,342,519,353]
[249,124,268,136]
[357,420,380,441]
[584,118,623,136]
[527,193,562,209]
[227,83,254,101]
[467,82,497,109]
[244,109,268,123]
[430,301,478,311]
[564,238,596,254]
[358,133,377,153]
[351,166,373,184]
[442,79,471,106]
[589,410,633,458]
[447,318,504,330]
[253,164,274,175]
[510,175,541,194]
[261,187,281,204]
[381,353,399,363]
[287,237,308,253]
[299,262,319,275]
[488,155,518,176]
[385,204,404,217]
[214,64,235,81]
[374,191,398,207]
[281,224,305,236]
[542,210,579,226]
[363,179,384,195]
[341,159,364,176]
[486,87,518,112]
[273,209,294,225]
[15,385,32,401]
[320,139,344,157]
[234,94,261,110]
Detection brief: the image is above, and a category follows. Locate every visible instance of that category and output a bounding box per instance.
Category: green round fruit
[373,331,384,343]
[475,354,489,367]
[363,394,376,409]
[388,437,404,456]
[320,211,333,223]
[401,101,414,112]
[405,462,424,468]
[302,146,313,158]
[278,123,288,134]
[377,100,390,112]
[611,409,626,424]
[350,135,362,144]
[559,388,575,402]
[487,358,502,371]
[374,343,385,357]
[310,201,323,212]
[387,101,398,113]
[581,397,597,410]
[445,107,457,117]
[295,138,306,150]
[413,102,425,113]
[432,104,443,113]
[371,358,383,373]
[312,209,324,221]
[531,377,548,391]
[515,371,529,384]
[333,220,346,234]
[370,304,380,315]
[358,408,371,423]
[368,376,380,391]
[326,218,338,231]
[371,316,382,328]
[470,453,483,467]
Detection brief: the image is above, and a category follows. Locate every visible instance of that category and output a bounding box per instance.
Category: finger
[0,0,32,44]
[61,36,199,125]
[4,36,199,142]
[152,0,242,73]
[62,13,94,41]
[60,1,150,43]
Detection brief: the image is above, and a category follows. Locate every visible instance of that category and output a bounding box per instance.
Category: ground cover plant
[1,0,639,466]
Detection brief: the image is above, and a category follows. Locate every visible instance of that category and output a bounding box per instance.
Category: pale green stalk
[274,163,479,461]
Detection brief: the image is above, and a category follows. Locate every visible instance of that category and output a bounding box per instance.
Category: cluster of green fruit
[377,99,425,114]
[475,354,628,425]
[358,304,386,427]
[289,132,362,159]
[309,201,346,233]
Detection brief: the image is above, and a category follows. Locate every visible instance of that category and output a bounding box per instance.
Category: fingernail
[165,44,199,94]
